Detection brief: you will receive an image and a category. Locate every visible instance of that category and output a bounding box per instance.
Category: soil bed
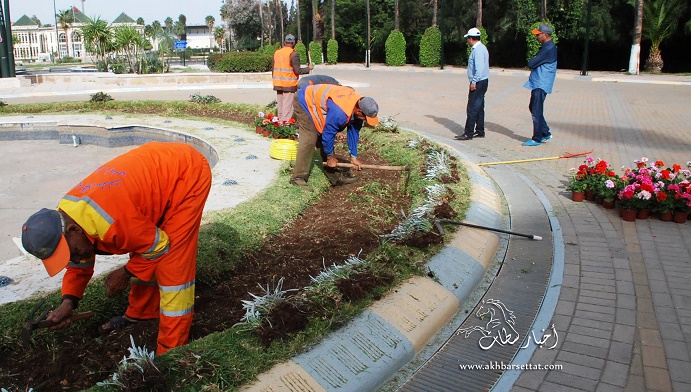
[0,112,458,391]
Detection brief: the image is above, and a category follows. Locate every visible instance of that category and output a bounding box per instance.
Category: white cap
[464,28,481,38]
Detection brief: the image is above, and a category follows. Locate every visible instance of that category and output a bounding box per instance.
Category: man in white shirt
[456,27,490,141]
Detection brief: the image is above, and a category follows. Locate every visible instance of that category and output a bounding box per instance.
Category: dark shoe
[100,315,139,334]
[472,132,485,138]
[334,176,360,186]
[290,178,314,192]
[454,134,473,141]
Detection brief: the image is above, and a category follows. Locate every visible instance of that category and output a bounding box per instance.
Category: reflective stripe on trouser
[291,94,341,185]
[126,160,211,355]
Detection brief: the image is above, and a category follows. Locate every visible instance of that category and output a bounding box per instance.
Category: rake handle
[325,162,410,171]
[32,311,95,329]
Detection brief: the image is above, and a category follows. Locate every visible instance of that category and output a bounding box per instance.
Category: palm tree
[136,17,145,25]
[164,17,174,35]
[113,25,146,73]
[213,26,225,48]
[628,0,644,74]
[206,15,215,49]
[56,9,76,57]
[80,17,112,65]
[642,0,685,72]
[177,14,187,41]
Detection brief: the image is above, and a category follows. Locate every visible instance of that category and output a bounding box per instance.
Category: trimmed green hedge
[309,41,323,64]
[295,42,307,64]
[214,52,273,72]
[327,39,338,64]
[207,52,224,71]
[419,26,441,67]
[385,30,406,66]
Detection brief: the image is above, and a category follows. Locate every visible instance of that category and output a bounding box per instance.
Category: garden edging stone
[240,151,504,391]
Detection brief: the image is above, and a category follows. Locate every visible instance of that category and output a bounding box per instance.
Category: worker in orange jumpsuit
[21,142,212,355]
[272,34,313,120]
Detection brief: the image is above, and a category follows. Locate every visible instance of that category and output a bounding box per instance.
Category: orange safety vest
[272,46,298,89]
[303,85,362,133]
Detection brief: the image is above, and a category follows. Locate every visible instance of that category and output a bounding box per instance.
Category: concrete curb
[240,157,504,392]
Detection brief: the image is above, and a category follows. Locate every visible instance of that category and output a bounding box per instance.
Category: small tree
[385,30,406,66]
[326,39,338,64]
[419,26,441,67]
[309,41,323,64]
[642,0,685,72]
[295,42,307,64]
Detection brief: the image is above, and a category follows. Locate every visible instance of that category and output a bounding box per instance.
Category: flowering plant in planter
[566,166,588,193]
[270,118,298,139]
[599,178,620,203]
[671,181,691,214]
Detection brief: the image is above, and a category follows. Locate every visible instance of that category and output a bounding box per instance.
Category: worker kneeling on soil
[21,142,212,355]
[291,84,380,192]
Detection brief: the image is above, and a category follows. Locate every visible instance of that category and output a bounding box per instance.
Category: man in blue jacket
[522,24,557,146]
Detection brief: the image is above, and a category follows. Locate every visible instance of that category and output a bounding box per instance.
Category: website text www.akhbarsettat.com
[459,361,563,371]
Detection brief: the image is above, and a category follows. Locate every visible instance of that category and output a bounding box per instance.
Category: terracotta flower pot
[584,190,595,201]
[637,209,650,219]
[262,130,271,137]
[572,191,585,202]
[256,126,264,134]
[622,208,637,222]
[602,200,615,209]
[659,211,672,222]
[673,211,688,224]
[595,196,604,205]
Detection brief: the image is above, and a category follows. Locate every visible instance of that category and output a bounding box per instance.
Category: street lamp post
[53,0,59,60]
[580,0,593,75]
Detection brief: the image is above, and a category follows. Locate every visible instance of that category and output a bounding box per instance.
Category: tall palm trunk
[628,0,644,74]
[296,0,302,41]
[476,0,482,27]
[267,0,273,45]
[394,0,399,30]
[259,0,264,46]
[276,0,284,43]
[331,0,335,40]
[432,0,438,26]
[312,0,319,41]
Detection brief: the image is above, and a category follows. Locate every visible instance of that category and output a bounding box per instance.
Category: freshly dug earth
[0,116,458,391]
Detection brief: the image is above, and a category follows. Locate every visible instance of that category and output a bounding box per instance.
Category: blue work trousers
[463,79,488,137]
[529,88,550,142]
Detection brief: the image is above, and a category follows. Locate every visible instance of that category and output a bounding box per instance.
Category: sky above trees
[9,0,223,26]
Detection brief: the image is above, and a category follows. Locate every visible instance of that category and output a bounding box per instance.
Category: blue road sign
[174,40,187,50]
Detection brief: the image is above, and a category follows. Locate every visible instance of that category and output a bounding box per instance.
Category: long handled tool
[22,297,94,347]
[477,149,593,166]
[434,219,543,241]
[324,162,412,193]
